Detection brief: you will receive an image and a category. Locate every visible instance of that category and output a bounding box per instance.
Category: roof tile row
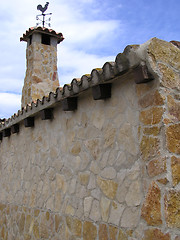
[0,43,154,131]
[20,26,64,44]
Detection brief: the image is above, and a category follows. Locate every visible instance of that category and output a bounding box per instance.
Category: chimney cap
[20,26,64,44]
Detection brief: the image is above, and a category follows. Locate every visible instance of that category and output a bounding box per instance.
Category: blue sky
[0,0,179,118]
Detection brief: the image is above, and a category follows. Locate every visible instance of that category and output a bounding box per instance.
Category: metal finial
[36,2,52,28]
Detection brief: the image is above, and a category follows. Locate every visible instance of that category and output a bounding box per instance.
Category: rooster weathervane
[36,2,52,28]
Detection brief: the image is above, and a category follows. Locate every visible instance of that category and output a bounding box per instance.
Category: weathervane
[36,2,52,28]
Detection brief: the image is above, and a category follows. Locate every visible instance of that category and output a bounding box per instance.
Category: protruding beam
[92,83,112,100]
[0,132,3,140]
[41,108,53,120]
[133,65,154,84]
[11,124,19,134]
[62,97,78,111]
[3,128,11,137]
[24,117,34,127]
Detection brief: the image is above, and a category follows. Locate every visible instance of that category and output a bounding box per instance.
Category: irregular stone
[157,178,169,185]
[140,107,164,125]
[89,199,101,222]
[175,236,180,240]
[116,184,128,203]
[24,234,31,240]
[66,216,82,237]
[71,142,81,155]
[99,224,108,240]
[125,179,142,206]
[25,215,33,233]
[40,219,49,239]
[56,174,65,192]
[108,201,125,226]
[100,167,116,179]
[138,90,164,108]
[54,191,62,211]
[69,178,77,194]
[78,172,90,186]
[65,204,75,216]
[141,181,162,226]
[75,199,83,219]
[143,228,170,240]
[100,196,111,222]
[83,221,97,240]
[166,124,180,154]
[90,161,100,174]
[91,109,105,130]
[167,95,180,121]
[76,184,88,199]
[50,146,58,159]
[46,195,54,210]
[84,197,93,218]
[143,127,160,136]
[163,118,173,125]
[109,225,118,240]
[140,136,160,161]
[147,157,166,177]
[171,156,180,186]
[0,203,6,212]
[127,161,140,181]
[81,112,88,127]
[84,139,102,160]
[134,222,146,239]
[86,124,101,139]
[55,215,62,233]
[121,207,139,228]
[164,190,180,228]
[87,174,96,190]
[103,125,116,148]
[118,229,128,240]
[33,221,40,239]
[116,169,126,185]
[79,152,91,171]
[108,149,118,166]
[91,188,101,200]
[158,63,180,90]
[148,38,180,70]
[136,84,152,97]
[118,123,138,156]
[97,176,118,199]
[18,213,25,234]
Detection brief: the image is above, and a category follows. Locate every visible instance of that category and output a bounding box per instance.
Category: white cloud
[0,78,23,94]
[0,93,21,118]
[59,20,121,45]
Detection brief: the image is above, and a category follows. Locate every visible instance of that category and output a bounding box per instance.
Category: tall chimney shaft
[20,27,64,107]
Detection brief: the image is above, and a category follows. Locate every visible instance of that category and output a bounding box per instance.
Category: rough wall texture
[21,42,59,108]
[0,38,179,239]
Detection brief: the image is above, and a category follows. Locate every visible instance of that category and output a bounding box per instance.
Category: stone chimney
[20,27,64,107]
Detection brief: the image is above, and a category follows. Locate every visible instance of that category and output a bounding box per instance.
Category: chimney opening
[41,33,50,45]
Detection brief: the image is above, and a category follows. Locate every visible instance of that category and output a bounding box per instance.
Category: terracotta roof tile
[20,26,64,44]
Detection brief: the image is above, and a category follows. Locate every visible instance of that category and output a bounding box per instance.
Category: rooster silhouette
[37,2,49,14]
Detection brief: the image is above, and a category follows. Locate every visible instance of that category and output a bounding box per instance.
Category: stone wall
[0,38,179,239]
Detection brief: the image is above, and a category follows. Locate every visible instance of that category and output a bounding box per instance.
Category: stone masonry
[0,38,179,239]
[21,42,59,107]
